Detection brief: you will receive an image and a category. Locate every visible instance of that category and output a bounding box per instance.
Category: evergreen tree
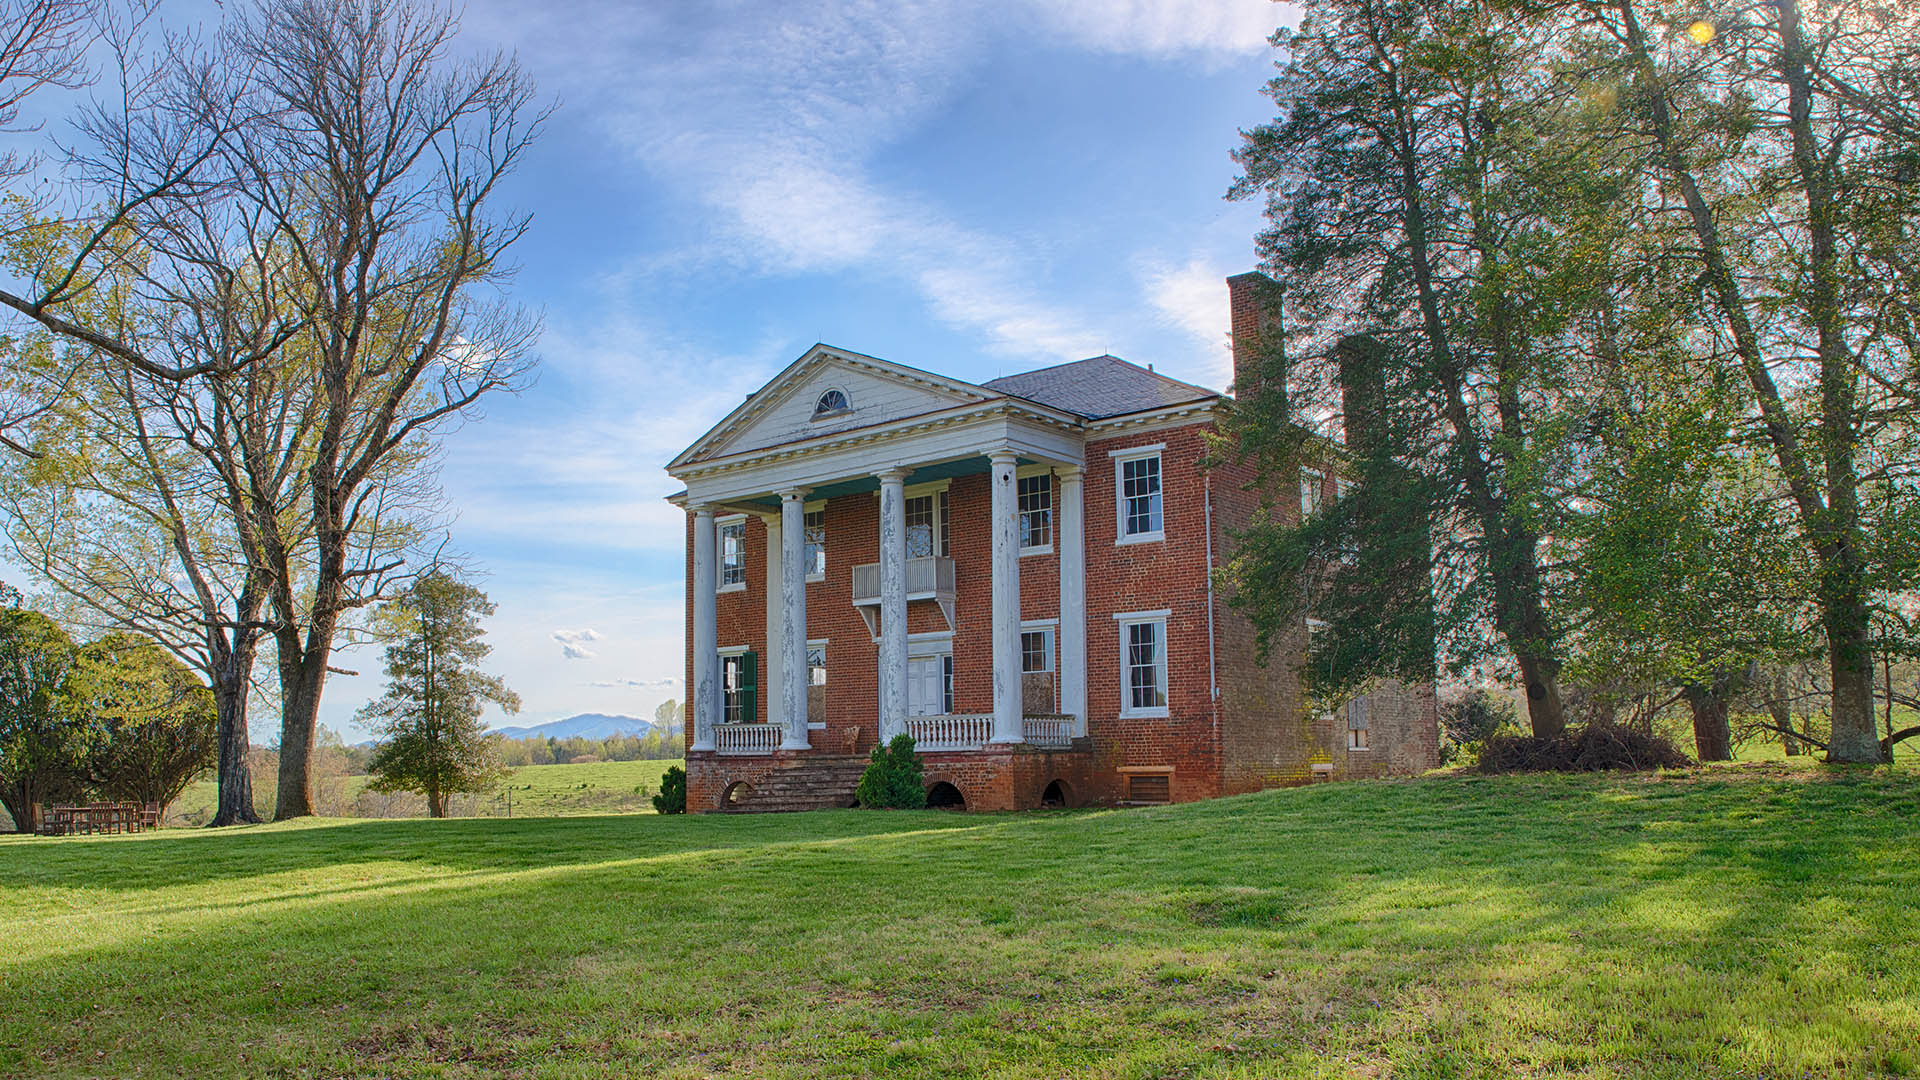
[361,571,519,818]
[0,605,89,831]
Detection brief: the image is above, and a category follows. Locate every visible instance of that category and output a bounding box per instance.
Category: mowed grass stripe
[2,764,1916,1078]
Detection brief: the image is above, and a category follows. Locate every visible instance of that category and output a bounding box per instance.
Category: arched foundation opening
[925,781,966,810]
[722,781,753,809]
[1041,779,1069,808]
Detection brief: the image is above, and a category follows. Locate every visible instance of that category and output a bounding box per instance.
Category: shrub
[856,734,926,809]
[652,765,686,814]
[1438,687,1522,765]
[1475,723,1694,773]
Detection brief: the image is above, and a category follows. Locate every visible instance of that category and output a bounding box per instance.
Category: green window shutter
[742,651,758,724]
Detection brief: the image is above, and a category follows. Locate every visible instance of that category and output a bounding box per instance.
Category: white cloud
[1142,255,1235,387]
[464,0,1229,362]
[1030,0,1288,58]
[591,677,680,690]
[551,627,603,660]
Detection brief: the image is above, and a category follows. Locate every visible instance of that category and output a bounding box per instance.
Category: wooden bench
[37,802,161,836]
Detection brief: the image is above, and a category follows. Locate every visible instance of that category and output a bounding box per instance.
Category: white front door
[907,655,946,716]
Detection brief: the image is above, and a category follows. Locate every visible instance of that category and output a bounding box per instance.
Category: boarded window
[1127,774,1171,804]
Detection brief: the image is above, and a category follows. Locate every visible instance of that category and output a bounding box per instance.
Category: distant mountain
[489,713,667,741]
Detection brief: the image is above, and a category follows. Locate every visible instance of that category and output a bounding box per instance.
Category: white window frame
[717,514,748,593]
[1016,465,1054,556]
[1020,623,1056,674]
[718,644,751,725]
[1111,444,1165,546]
[806,637,828,729]
[1114,609,1170,718]
[812,387,852,419]
[802,504,827,582]
[1300,468,1326,519]
[902,487,950,559]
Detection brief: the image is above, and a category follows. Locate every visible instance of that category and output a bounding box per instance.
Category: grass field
[4,762,1918,1078]
[166,758,684,824]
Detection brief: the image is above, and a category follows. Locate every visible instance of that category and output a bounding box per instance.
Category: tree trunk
[1767,691,1802,755]
[274,627,333,820]
[1826,597,1883,762]
[428,787,446,818]
[1514,651,1567,738]
[209,634,261,827]
[1684,684,1732,762]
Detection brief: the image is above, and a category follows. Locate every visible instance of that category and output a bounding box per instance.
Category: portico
[682,450,1087,757]
[669,345,1094,761]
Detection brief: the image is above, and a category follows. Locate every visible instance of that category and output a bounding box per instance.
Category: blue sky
[13,0,1300,739]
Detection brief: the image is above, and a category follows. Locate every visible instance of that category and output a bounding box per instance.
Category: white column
[763,512,783,730]
[989,450,1023,744]
[690,506,718,751]
[878,468,909,744]
[1058,465,1087,736]
[779,488,811,750]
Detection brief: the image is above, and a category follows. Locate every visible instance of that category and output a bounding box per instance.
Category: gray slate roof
[982,355,1221,420]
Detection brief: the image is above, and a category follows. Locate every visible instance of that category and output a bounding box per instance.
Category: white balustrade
[1024,715,1074,749]
[905,713,995,751]
[852,556,954,603]
[714,723,781,756]
[900,714,1078,751]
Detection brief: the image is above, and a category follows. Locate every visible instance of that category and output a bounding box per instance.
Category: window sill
[1115,531,1164,547]
[807,722,826,730]
[1347,745,1370,752]
[717,583,747,594]
[1120,706,1170,720]
[1020,544,1053,558]
[805,574,825,584]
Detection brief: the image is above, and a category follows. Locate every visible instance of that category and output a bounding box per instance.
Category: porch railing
[906,713,995,751]
[714,722,781,756]
[1024,715,1074,749]
[903,714,1079,752]
[850,555,955,603]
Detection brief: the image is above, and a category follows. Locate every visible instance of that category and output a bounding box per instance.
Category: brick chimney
[1226,271,1284,410]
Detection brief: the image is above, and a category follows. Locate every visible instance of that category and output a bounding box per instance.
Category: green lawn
[4,763,1917,1078]
[167,758,684,824]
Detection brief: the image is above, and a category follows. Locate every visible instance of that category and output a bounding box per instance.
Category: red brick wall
[1081,423,1225,805]
[680,402,1437,812]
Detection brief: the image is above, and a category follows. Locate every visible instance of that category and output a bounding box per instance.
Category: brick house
[667,274,1438,812]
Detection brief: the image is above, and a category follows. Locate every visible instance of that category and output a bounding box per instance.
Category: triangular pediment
[670,345,997,469]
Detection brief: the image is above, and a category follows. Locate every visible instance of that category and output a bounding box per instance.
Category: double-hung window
[803,509,826,580]
[1114,448,1163,543]
[904,492,949,558]
[1021,628,1055,674]
[721,650,756,725]
[1017,474,1052,552]
[1116,611,1169,717]
[718,517,747,590]
[806,641,827,725]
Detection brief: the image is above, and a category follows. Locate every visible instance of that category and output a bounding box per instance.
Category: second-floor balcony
[851,555,955,633]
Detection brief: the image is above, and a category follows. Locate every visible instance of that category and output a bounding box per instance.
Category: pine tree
[361,571,519,818]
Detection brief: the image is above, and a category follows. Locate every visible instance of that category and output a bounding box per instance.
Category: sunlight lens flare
[1687,20,1716,45]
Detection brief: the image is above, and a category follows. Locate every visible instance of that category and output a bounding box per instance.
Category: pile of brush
[1475,723,1694,773]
